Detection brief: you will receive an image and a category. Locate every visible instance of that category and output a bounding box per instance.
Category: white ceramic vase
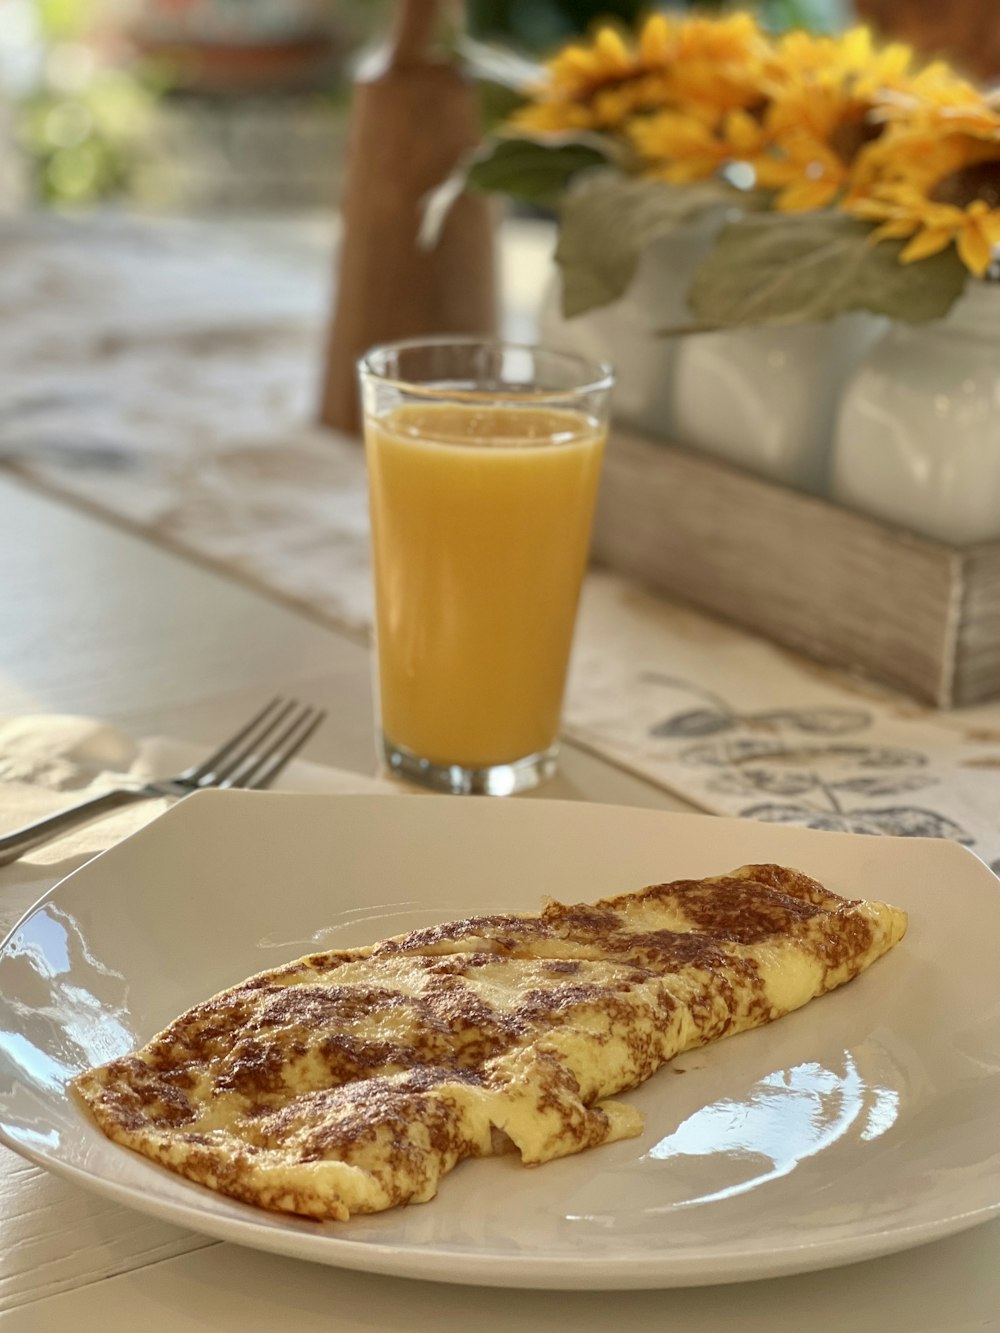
[670,315,885,494]
[538,220,720,439]
[831,282,1000,545]
[541,223,883,494]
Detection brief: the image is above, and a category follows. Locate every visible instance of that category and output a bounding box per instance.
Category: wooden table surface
[3,467,1000,1331]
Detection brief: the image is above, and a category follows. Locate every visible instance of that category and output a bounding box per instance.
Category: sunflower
[663,13,770,117]
[757,27,919,213]
[754,131,854,211]
[875,68,1000,142]
[507,12,768,138]
[628,106,769,184]
[508,16,674,136]
[766,24,911,95]
[848,133,1000,276]
[502,10,1000,279]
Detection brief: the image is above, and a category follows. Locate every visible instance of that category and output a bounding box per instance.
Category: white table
[3,473,1000,1332]
[3,196,1000,1328]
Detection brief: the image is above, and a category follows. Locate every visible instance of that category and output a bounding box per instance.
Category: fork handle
[0,788,152,867]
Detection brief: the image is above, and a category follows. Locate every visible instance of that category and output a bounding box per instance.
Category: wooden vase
[318,0,498,435]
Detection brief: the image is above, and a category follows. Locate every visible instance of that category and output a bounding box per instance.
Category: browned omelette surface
[72,864,907,1220]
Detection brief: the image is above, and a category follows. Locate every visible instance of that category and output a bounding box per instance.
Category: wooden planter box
[592,428,1000,708]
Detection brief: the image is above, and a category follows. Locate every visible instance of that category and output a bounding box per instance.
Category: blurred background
[0,0,995,216]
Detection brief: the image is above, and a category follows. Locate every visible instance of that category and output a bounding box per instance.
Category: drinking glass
[359,337,614,795]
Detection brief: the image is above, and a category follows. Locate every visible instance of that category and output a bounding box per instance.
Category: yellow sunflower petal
[508,102,595,134]
[629,111,716,159]
[591,81,667,129]
[847,195,892,221]
[870,217,922,241]
[551,46,597,81]
[838,26,872,71]
[925,200,968,230]
[594,26,631,71]
[880,42,914,81]
[771,29,833,80]
[725,107,765,154]
[754,155,801,189]
[900,227,955,263]
[777,178,840,212]
[638,13,672,65]
[956,221,994,276]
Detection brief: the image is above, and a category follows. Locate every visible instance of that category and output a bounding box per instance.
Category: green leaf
[688,211,968,328]
[554,173,742,318]
[420,134,609,249]
[465,135,610,206]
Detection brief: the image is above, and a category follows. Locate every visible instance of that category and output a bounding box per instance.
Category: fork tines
[184,697,327,791]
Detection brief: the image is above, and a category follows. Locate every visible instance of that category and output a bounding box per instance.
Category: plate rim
[6,1124,1000,1290]
[2,789,999,1290]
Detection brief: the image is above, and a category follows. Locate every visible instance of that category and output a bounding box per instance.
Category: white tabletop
[2,196,1000,1328]
[3,468,1000,1331]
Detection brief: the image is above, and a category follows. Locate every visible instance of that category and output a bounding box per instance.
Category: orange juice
[364,403,606,769]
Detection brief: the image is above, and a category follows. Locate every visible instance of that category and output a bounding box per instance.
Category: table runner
[3,212,999,871]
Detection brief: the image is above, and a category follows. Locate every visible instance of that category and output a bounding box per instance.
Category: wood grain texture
[319,2,497,434]
[0,1153,213,1315]
[591,428,997,709]
[3,213,998,1327]
[956,544,1000,706]
[0,474,675,813]
[7,1202,1000,1333]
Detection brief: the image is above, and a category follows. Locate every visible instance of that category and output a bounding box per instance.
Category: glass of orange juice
[359,338,613,795]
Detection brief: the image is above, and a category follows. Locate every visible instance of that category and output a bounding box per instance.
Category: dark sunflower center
[931,160,1000,210]
[828,110,884,165]
[744,97,769,125]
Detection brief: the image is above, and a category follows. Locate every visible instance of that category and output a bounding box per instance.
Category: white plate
[1,791,998,1290]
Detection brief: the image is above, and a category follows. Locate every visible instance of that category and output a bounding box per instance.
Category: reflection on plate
[1,791,998,1290]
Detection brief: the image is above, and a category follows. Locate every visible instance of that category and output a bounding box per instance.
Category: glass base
[380,734,558,795]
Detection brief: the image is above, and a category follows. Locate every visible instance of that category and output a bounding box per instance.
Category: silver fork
[0,697,327,867]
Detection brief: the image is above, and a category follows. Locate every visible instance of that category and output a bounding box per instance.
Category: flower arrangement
[454,12,1000,328]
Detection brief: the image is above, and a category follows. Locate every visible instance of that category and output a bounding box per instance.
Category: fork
[0,697,327,867]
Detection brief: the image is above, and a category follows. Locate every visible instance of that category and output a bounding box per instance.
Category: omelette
[73,863,906,1221]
